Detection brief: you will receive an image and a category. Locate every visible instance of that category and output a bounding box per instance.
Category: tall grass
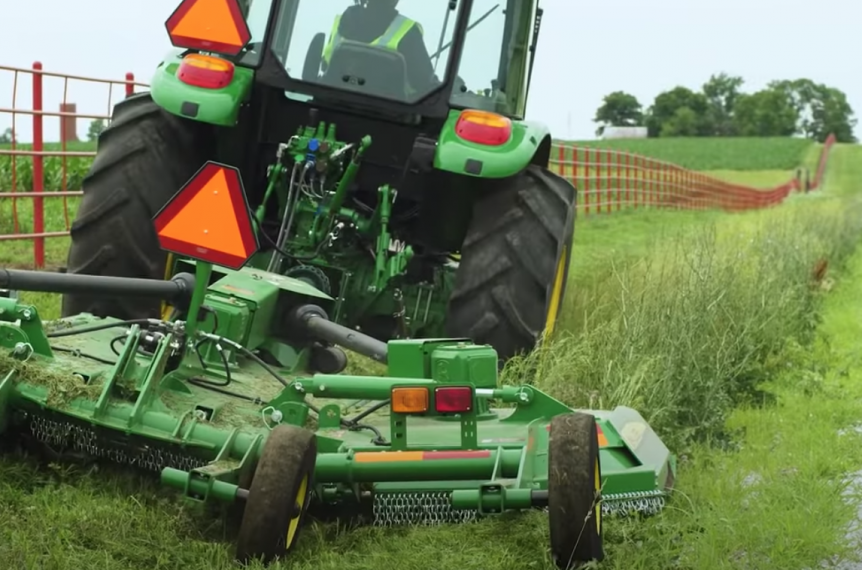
[505,193,862,450]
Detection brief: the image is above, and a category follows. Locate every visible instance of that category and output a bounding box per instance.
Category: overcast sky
[1,0,858,142]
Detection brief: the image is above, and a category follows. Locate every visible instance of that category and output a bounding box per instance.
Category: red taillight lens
[455,110,512,146]
[434,386,473,413]
[177,54,235,89]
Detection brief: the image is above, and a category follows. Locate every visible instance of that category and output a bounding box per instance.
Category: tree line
[594,73,857,142]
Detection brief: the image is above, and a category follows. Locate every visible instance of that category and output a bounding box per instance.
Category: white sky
[1,0,858,142]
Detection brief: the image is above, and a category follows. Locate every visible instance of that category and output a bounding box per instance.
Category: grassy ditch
[513,191,862,450]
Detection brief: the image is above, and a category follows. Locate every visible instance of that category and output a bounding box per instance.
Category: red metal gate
[0,62,147,268]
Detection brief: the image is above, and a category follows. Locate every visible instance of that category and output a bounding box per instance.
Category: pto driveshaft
[0,268,195,305]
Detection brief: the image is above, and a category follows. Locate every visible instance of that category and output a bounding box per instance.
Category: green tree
[768,79,856,142]
[812,86,856,142]
[702,72,744,136]
[87,119,106,142]
[594,91,644,135]
[732,88,798,137]
[661,107,700,137]
[646,87,711,137]
[0,127,13,144]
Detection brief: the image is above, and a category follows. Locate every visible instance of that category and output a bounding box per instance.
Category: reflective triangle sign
[165,0,251,56]
[153,161,258,270]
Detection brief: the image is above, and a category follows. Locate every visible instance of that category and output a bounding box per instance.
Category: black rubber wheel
[548,412,604,568]
[60,92,215,320]
[446,165,576,361]
[235,424,317,564]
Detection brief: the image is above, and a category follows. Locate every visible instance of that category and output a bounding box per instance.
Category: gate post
[32,61,45,269]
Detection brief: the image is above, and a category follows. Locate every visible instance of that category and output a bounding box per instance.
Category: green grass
[0,141,95,193]
[1,140,859,569]
[700,169,794,187]
[566,137,814,171]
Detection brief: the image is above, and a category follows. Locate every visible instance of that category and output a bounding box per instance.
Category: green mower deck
[0,268,674,567]
[0,161,674,568]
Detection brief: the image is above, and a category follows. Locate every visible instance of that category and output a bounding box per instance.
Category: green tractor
[61,0,575,366]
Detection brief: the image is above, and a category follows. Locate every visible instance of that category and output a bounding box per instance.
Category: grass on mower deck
[0,351,102,407]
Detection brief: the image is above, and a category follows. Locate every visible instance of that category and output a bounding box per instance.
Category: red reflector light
[434,386,473,413]
[177,54,235,89]
[455,110,512,146]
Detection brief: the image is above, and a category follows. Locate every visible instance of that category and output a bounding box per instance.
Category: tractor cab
[241,0,541,120]
[66,0,572,367]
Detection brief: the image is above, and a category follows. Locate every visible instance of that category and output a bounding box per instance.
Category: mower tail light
[455,110,512,146]
[434,386,473,413]
[391,387,429,414]
[177,53,235,89]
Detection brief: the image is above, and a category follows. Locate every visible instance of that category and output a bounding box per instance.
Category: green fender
[434,109,552,178]
[149,51,254,127]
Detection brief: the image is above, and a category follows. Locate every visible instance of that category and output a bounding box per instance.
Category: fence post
[125,72,135,98]
[584,148,591,216]
[624,153,630,209]
[32,62,45,269]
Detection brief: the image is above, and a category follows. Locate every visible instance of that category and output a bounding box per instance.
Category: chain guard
[371,489,666,526]
[25,413,208,473]
[22,413,667,523]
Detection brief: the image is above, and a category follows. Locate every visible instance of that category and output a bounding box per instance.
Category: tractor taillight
[177,54,235,89]
[391,387,429,414]
[455,110,512,146]
[434,386,473,413]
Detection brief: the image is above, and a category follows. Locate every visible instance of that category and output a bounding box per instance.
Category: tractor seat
[321,40,409,100]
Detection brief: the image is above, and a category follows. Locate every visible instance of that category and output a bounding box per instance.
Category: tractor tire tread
[446,164,576,361]
[60,92,215,320]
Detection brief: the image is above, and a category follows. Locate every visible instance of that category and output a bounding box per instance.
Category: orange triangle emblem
[153,162,258,270]
[165,0,251,56]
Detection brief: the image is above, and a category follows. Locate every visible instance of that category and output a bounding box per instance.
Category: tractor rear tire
[235,424,317,564]
[446,165,576,361]
[548,412,604,568]
[60,92,215,320]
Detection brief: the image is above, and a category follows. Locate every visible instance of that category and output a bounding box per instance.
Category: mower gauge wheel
[548,412,604,568]
[235,424,317,564]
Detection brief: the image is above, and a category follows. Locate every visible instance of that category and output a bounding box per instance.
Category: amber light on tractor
[455,110,513,146]
[391,387,430,414]
[434,386,473,413]
[178,54,236,89]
